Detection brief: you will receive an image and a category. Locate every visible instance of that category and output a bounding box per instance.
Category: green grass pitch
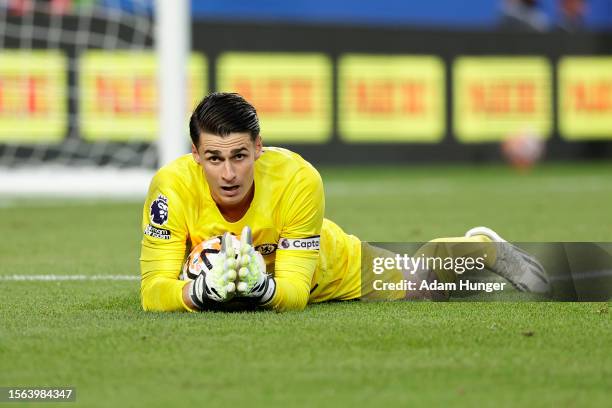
[1,162,611,407]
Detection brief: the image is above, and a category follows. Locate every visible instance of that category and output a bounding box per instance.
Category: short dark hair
[189,92,260,146]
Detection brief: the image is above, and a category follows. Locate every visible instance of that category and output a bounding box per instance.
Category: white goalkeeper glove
[189,232,238,308]
[235,226,276,304]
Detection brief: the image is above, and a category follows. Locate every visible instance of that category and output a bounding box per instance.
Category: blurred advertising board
[453,57,552,143]
[217,53,332,143]
[338,55,445,143]
[0,51,67,143]
[80,52,206,141]
[559,57,612,141]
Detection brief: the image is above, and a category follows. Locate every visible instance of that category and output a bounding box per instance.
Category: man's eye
[207,156,220,162]
[235,154,245,160]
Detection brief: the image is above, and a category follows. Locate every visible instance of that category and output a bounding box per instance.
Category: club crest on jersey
[278,236,320,251]
[150,194,168,226]
[255,243,277,255]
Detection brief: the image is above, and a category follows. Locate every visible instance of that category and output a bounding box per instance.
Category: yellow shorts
[311,241,407,303]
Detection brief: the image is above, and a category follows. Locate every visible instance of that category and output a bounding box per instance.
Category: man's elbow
[277,297,308,312]
[140,282,155,312]
[268,280,310,312]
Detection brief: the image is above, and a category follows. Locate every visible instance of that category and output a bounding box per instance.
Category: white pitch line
[0,274,140,281]
[2,271,611,282]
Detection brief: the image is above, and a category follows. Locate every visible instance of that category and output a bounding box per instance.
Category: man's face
[192,132,262,209]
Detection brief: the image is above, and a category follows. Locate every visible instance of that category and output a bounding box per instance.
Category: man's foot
[465,226,551,295]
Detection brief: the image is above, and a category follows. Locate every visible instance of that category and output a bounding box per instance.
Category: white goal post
[0,0,190,197]
[156,0,189,169]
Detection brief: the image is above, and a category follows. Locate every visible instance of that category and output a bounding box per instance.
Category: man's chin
[215,191,245,207]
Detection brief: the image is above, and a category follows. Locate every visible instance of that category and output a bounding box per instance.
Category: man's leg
[359,228,549,301]
[360,242,419,301]
[359,235,495,302]
[410,234,496,300]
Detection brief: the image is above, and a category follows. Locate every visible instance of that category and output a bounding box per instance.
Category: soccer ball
[501,132,545,170]
[180,234,241,281]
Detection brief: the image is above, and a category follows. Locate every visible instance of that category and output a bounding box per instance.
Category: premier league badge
[150,194,169,226]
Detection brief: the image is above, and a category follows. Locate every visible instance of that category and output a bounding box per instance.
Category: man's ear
[254,135,263,160]
[191,144,201,164]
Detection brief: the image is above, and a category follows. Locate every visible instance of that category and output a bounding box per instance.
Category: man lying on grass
[140,92,550,312]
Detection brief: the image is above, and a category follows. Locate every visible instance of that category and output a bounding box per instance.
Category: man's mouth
[221,185,239,191]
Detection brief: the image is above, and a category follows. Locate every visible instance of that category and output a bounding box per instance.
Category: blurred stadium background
[0,0,611,196]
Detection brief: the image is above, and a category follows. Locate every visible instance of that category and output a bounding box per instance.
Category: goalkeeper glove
[235,226,276,304]
[188,232,238,308]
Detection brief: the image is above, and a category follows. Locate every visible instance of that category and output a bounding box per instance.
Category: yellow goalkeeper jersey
[140,147,361,312]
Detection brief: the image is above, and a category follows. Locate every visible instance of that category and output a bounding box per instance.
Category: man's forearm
[264,277,309,311]
[267,249,318,311]
[141,274,194,312]
[182,283,197,310]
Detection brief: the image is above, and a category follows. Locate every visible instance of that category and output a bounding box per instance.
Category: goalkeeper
[140,92,550,312]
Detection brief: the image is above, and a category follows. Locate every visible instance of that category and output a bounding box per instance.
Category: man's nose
[221,161,236,182]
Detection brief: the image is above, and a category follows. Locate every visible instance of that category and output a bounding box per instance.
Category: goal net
[0,0,191,196]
